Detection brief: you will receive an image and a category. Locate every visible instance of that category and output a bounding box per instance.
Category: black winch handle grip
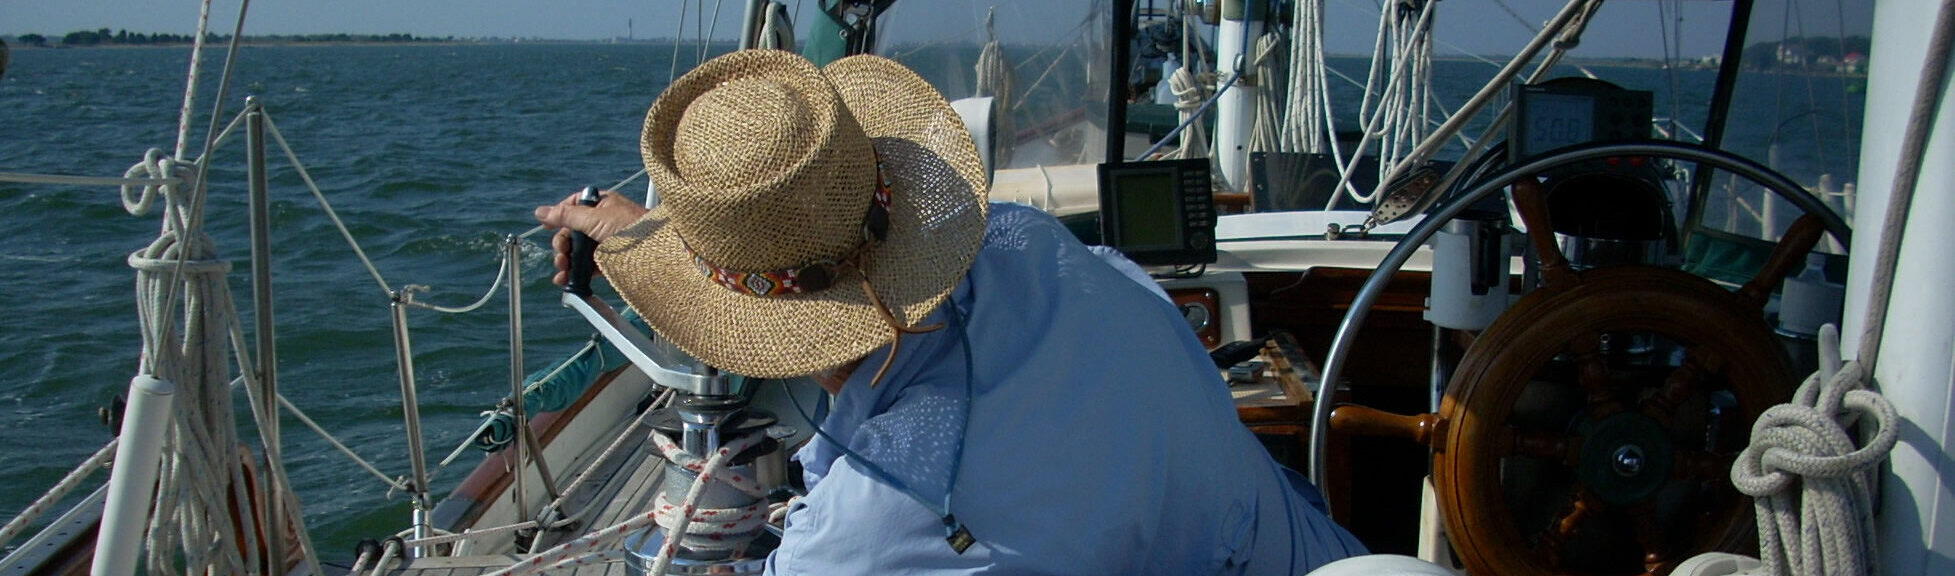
[564,186,602,298]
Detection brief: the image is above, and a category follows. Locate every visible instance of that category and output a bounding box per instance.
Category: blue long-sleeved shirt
[766,203,1365,574]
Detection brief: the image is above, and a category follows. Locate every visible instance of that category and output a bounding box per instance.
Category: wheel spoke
[1628,502,1672,574]
[1672,449,1735,483]
[1568,333,1626,419]
[1507,427,1579,466]
[1510,176,1578,289]
[1537,488,1606,568]
[1640,351,1712,426]
[1735,214,1826,310]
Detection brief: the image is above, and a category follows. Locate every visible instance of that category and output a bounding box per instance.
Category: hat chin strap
[861,275,943,388]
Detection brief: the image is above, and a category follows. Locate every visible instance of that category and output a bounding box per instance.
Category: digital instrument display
[1524,93,1595,153]
[1510,78,1653,160]
[1114,171,1183,249]
[1097,158,1217,266]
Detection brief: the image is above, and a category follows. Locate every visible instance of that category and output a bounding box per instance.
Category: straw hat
[596,50,989,379]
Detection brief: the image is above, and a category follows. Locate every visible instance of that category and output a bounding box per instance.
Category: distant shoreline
[0,41,678,47]
[0,38,1866,77]
[2,40,1695,62]
[0,36,714,49]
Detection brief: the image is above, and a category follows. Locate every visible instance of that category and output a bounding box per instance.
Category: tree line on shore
[7,30,446,47]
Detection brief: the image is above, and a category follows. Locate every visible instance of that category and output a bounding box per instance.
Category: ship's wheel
[1321,142,1849,576]
[1442,178,1826,575]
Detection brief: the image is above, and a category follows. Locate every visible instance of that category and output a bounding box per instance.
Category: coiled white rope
[1248,31,1287,155]
[1162,65,1211,160]
[755,1,795,51]
[1282,0,1327,153]
[974,8,1012,101]
[1732,326,1897,576]
[1323,0,1436,208]
[127,199,259,576]
[0,439,117,551]
[974,7,1016,169]
[648,431,769,565]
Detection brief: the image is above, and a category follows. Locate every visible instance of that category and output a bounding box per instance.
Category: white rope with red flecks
[479,429,768,576]
[650,429,770,499]
[647,430,770,573]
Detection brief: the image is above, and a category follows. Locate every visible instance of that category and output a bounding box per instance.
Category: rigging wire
[1323,0,1437,207]
[670,0,689,84]
[1775,0,1833,170]
[260,115,392,295]
[1830,0,1860,168]
[1658,0,1681,139]
[1006,15,1101,114]
[173,0,215,161]
[260,380,413,493]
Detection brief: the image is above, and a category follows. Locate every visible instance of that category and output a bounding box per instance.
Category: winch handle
[564,186,602,298]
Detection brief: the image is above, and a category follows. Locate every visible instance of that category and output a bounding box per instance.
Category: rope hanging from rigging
[125,150,258,576]
[975,6,1017,168]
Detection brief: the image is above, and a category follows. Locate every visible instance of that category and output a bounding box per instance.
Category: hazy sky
[1,0,1871,59]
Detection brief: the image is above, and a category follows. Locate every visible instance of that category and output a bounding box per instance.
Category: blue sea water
[0,42,1862,561]
[0,43,699,558]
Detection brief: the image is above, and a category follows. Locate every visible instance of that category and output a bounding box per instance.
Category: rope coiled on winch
[480,428,772,576]
[648,430,771,560]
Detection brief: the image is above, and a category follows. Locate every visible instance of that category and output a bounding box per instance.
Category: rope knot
[1733,361,1897,495]
[122,148,194,217]
[1729,329,1899,576]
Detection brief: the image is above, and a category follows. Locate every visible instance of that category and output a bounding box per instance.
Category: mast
[1683,0,1757,246]
[1109,0,1136,163]
[1849,0,1955,573]
[1212,0,1267,191]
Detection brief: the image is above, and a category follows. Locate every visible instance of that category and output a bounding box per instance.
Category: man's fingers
[547,227,604,287]
[536,204,594,232]
[534,190,598,230]
[535,189,648,242]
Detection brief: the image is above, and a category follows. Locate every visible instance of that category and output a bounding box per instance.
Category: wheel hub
[1579,412,1674,506]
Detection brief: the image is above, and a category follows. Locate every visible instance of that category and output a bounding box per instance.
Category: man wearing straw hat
[535,50,1364,575]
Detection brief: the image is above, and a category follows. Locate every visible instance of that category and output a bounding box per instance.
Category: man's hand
[534,189,649,286]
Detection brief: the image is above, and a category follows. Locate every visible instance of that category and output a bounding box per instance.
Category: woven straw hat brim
[597,53,987,379]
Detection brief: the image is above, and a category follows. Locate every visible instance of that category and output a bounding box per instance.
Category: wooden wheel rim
[1433,266,1797,576]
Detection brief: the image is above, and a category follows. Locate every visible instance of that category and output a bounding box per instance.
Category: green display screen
[1115,171,1182,250]
[1523,92,1595,155]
